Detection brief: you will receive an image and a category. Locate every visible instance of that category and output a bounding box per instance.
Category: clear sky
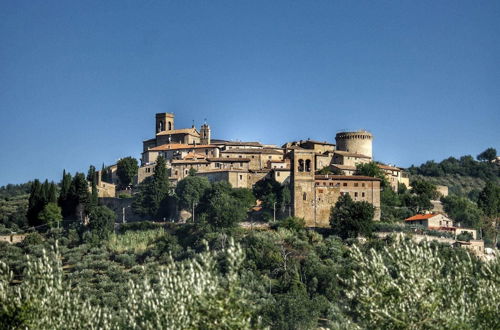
[1,1,499,185]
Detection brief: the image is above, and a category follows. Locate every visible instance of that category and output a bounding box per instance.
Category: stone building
[404,213,477,239]
[377,164,410,192]
[289,148,381,227]
[136,113,392,227]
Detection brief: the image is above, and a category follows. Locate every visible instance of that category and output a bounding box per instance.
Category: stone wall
[99,197,146,222]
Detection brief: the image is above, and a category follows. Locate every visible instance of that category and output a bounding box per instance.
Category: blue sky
[1,1,499,185]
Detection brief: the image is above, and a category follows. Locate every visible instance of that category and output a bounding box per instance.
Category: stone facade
[136,113,390,228]
[335,130,373,158]
[290,149,381,227]
[196,170,249,189]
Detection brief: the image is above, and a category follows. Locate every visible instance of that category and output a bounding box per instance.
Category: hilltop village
[100,113,411,227]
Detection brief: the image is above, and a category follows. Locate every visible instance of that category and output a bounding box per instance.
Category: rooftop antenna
[204,118,207,125]
[192,119,195,128]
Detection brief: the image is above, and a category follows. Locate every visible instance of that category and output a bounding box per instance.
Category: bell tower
[156,113,175,134]
[200,122,211,145]
[291,149,316,226]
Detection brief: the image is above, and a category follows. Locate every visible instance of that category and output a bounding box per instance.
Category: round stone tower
[335,130,373,158]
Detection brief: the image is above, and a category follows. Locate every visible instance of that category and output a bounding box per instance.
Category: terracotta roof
[331,164,357,170]
[377,164,401,171]
[220,141,262,147]
[334,151,371,158]
[183,152,207,160]
[207,157,251,162]
[156,128,200,136]
[149,143,216,151]
[196,169,248,174]
[171,159,209,164]
[221,148,284,155]
[301,140,336,146]
[405,214,437,221]
[315,175,381,181]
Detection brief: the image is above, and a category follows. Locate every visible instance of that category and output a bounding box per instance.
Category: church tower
[156,113,175,134]
[291,149,317,227]
[200,123,211,145]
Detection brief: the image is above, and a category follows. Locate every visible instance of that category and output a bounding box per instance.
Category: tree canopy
[132,156,170,219]
[116,157,139,187]
[477,147,497,162]
[330,193,374,239]
[175,176,211,211]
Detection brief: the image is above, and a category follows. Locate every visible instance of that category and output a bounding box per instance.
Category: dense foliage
[344,239,499,329]
[116,156,139,188]
[330,193,374,239]
[408,149,499,180]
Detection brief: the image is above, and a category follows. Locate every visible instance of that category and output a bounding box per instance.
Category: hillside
[0,183,30,234]
[407,150,499,197]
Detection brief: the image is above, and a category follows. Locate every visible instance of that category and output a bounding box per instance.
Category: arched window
[168,121,172,130]
[298,159,304,172]
[303,192,307,201]
[305,159,311,172]
[159,121,164,132]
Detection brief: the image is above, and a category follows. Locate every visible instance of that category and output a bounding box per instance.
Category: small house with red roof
[404,213,454,232]
[404,213,477,239]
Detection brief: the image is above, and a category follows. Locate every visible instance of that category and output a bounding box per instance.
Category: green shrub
[343,240,500,329]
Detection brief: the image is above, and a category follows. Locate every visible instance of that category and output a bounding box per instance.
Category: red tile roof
[156,128,199,136]
[315,175,381,181]
[405,214,437,221]
[149,144,216,151]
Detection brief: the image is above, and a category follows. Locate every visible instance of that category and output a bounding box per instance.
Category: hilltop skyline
[1,1,499,185]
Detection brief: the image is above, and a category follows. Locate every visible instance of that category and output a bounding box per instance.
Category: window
[305,159,311,172]
[354,183,359,187]
[168,122,172,130]
[362,192,365,197]
[354,192,358,197]
[329,182,333,186]
[303,192,307,201]
[159,121,164,131]
[239,175,243,180]
[268,156,272,159]
[362,183,365,187]
[239,155,242,158]
[343,182,347,187]
[175,170,178,175]
[277,172,280,177]
[298,159,304,172]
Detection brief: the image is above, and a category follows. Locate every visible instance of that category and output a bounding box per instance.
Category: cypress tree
[27,179,43,226]
[41,179,50,206]
[58,170,73,218]
[91,174,99,208]
[48,182,57,204]
[69,173,90,220]
[87,165,96,182]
